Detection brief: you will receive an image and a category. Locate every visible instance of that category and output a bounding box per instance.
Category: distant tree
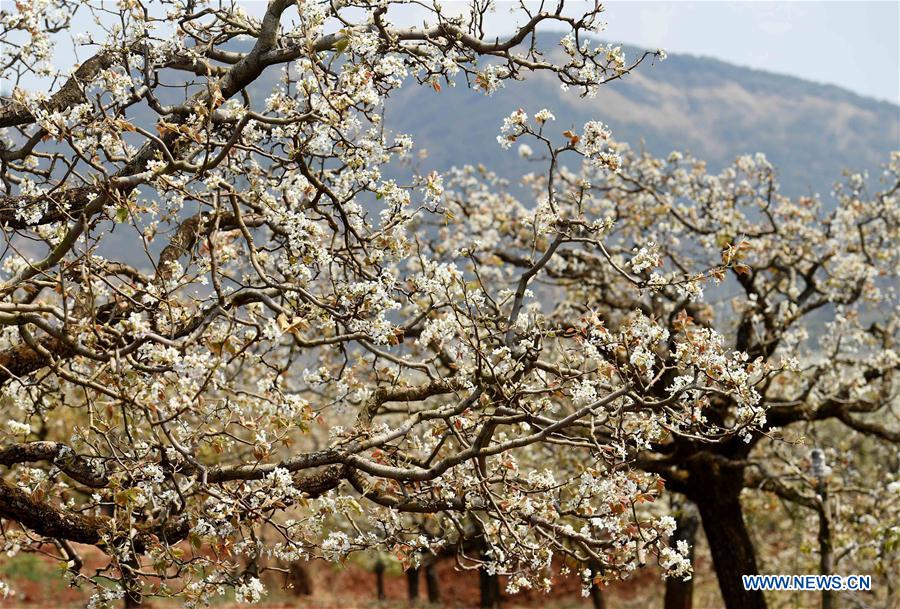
[0,2,896,609]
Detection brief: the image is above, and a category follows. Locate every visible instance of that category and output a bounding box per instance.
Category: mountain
[11,36,897,268]
[383,38,899,197]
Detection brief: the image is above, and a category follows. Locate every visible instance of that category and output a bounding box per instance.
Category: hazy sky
[385,1,900,103]
[597,1,899,103]
[189,0,900,104]
[7,1,899,105]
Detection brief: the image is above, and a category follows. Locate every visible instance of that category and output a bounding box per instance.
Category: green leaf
[115,207,129,223]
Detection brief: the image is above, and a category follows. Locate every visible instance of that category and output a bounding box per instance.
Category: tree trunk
[425,562,440,603]
[693,485,766,609]
[589,582,606,609]
[586,562,606,609]
[664,500,700,609]
[374,559,386,600]
[816,481,835,609]
[479,567,500,609]
[477,537,501,609]
[407,566,420,601]
[287,561,313,596]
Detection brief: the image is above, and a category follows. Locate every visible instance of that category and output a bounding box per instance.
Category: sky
[385,1,900,104]
[597,1,900,103]
[4,1,899,105]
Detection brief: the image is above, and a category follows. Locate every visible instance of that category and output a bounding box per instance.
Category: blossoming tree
[462,135,899,609]
[0,1,896,609]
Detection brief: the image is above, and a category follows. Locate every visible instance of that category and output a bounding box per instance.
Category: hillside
[383,38,899,197]
[18,37,897,266]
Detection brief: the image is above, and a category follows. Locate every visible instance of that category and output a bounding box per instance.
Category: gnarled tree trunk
[688,458,766,609]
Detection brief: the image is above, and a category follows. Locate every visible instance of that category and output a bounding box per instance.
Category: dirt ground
[0,546,729,609]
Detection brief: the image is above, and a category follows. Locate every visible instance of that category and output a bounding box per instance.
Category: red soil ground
[0,544,725,608]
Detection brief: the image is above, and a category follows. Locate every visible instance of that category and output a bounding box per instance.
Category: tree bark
[425,563,440,603]
[374,559,386,600]
[287,561,313,596]
[407,566,420,601]
[664,500,700,609]
[589,578,606,609]
[479,567,500,609]
[692,479,766,609]
[816,480,835,609]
